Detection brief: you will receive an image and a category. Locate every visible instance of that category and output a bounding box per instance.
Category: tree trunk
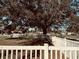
[42,27,47,35]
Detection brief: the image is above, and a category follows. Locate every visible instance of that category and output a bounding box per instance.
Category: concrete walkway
[51,36,79,59]
[51,36,79,47]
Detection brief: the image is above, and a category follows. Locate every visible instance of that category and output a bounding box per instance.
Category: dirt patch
[0,39,29,45]
[0,38,53,46]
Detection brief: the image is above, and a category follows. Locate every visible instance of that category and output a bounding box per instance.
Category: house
[28,26,38,32]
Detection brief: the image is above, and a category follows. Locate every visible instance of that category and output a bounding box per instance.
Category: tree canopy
[0,0,79,34]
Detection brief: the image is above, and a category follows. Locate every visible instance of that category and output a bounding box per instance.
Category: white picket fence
[0,44,79,59]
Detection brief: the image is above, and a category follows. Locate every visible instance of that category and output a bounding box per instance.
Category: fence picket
[65,51,67,59]
[11,50,13,59]
[6,50,8,59]
[60,51,62,59]
[70,51,72,59]
[40,50,42,59]
[75,51,77,59]
[55,50,57,59]
[30,50,32,59]
[25,50,27,59]
[44,44,48,59]
[50,50,52,59]
[21,50,22,59]
[16,50,18,59]
[35,50,37,59]
[1,50,3,59]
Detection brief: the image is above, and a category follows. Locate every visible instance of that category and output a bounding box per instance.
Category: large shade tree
[0,0,72,34]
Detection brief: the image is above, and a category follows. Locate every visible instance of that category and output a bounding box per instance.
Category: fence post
[44,43,49,59]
